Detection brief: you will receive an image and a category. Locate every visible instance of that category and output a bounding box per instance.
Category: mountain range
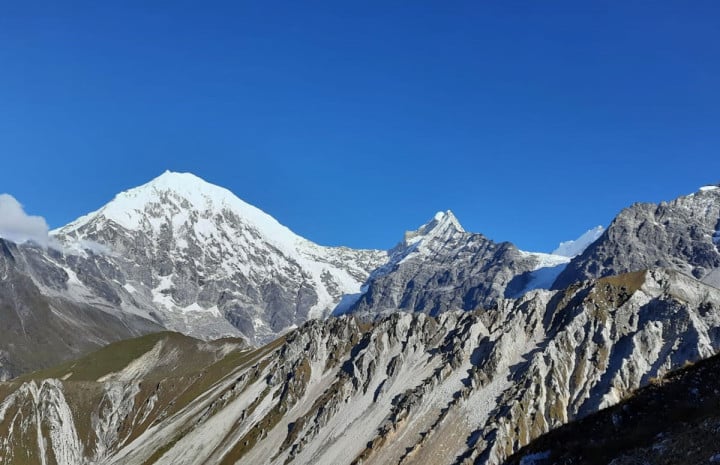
[0,171,600,380]
[1,172,719,465]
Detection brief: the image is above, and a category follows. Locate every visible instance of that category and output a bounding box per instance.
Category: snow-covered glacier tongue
[552,225,605,258]
[507,226,606,298]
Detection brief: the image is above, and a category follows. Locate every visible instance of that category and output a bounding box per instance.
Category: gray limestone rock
[348,211,556,316]
[554,185,720,289]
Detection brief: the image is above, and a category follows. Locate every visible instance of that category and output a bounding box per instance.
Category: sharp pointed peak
[400,210,465,247]
[431,210,464,232]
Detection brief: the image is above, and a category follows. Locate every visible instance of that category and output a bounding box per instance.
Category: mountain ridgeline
[1,173,720,465]
[0,171,578,379]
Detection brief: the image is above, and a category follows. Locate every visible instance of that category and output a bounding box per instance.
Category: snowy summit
[552,225,605,258]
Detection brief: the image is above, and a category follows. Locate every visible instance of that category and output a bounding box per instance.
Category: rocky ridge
[554,184,720,290]
[0,238,162,381]
[506,343,720,465]
[2,268,720,465]
[346,210,570,316]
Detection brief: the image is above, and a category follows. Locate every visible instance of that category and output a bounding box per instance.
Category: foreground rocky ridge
[2,268,719,465]
[506,346,720,465]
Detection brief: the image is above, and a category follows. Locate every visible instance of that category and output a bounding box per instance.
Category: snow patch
[509,252,571,297]
[123,283,138,294]
[331,292,364,316]
[180,303,221,317]
[552,226,605,257]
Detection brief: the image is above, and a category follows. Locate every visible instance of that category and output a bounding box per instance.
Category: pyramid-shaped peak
[432,210,464,232]
[107,170,268,219]
[152,169,207,185]
[56,171,302,248]
[402,210,465,246]
[141,170,232,199]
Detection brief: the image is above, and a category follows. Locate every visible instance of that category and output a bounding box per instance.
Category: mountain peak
[138,170,237,205]
[402,210,465,247]
[432,210,464,232]
[56,171,302,251]
[150,170,210,188]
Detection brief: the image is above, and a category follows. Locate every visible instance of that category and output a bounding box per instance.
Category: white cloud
[0,194,50,247]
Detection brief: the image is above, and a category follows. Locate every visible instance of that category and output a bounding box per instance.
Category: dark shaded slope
[505,351,720,465]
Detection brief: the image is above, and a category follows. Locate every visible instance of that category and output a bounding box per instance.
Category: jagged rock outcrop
[506,345,720,465]
[2,268,719,465]
[554,184,720,290]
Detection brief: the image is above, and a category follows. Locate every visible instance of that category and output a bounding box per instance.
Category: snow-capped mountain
[346,210,574,315]
[0,174,611,380]
[52,171,387,341]
[2,175,720,465]
[3,172,718,387]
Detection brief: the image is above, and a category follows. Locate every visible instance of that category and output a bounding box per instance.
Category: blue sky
[1,1,719,251]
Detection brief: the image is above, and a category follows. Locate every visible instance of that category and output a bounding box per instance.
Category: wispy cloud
[0,194,50,247]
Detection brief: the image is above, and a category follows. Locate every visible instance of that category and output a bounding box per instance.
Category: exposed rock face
[2,268,719,465]
[347,211,569,316]
[0,239,162,381]
[49,171,386,343]
[0,171,388,378]
[506,345,720,465]
[3,174,717,390]
[554,185,720,290]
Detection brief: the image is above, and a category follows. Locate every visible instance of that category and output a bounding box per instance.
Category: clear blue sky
[1,1,719,251]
